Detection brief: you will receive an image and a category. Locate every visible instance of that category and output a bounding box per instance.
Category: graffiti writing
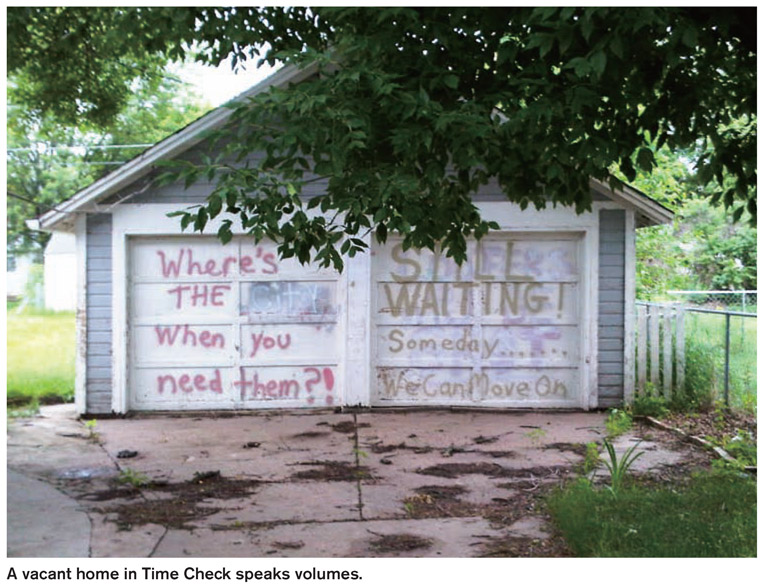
[157,369,223,394]
[235,366,335,405]
[156,247,277,278]
[386,240,575,283]
[154,325,226,349]
[381,281,567,318]
[167,284,231,309]
[242,281,336,317]
[387,327,498,359]
[250,331,291,357]
[379,369,568,400]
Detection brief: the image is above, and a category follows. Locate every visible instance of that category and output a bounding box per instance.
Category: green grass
[7,308,76,405]
[683,311,757,410]
[548,471,757,557]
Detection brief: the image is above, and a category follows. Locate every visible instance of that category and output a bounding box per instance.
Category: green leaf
[217,222,233,244]
[207,193,222,218]
[590,50,607,77]
[681,25,698,48]
[443,74,459,89]
[636,147,655,172]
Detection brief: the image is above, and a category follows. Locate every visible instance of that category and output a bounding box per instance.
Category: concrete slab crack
[352,413,365,521]
[149,527,169,557]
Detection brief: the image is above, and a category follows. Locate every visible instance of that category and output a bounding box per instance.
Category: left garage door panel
[128,237,343,410]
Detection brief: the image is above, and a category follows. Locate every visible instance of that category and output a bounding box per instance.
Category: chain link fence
[641,291,757,411]
[667,290,758,314]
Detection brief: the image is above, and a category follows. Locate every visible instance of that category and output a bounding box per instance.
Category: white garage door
[128,236,343,410]
[373,234,584,407]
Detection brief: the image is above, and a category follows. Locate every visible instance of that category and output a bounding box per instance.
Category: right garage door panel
[373,235,583,407]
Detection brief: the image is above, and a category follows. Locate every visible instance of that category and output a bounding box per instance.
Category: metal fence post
[724,312,731,407]
[741,292,746,342]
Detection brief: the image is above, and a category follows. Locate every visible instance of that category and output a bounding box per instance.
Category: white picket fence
[635,302,685,398]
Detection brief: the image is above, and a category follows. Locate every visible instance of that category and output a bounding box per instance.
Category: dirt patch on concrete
[472,435,500,444]
[479,534,572,558]
[404,493,482,520]
[545,442,588,456]
[416,462,507,478]
[368,533,433,552]
[78,487,142,502]
[290,461,373,482]
[291,431,331,439]
[370,441,433,454]
[418,462,571,479]
[414,485,469,500]
[101,474,260,529]
[331,421,371,434]
[478,450,517,459]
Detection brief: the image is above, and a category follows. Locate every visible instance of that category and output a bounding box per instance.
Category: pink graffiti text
[167,284,231,309]
[235,366,335,405]
[250,331,292,357]
[155,325,225,349]
[157,369,223,394]
[156,247,277,279]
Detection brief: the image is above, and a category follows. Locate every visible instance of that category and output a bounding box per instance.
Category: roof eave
[38,62,318,232]
[590,177,674,227]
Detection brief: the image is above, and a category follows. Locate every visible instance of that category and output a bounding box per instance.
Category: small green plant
[83,419,99,442]
[632,392,669,418]
[84,420,100,442]
[524,427,547,446]
[605,409,632,438]
[582,442,601,476]
[602,439,644,496]
[117,468,149,487]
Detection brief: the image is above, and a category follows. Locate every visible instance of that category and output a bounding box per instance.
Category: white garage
[33,65,673,414]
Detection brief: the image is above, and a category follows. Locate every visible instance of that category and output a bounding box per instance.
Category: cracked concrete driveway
[7,404,710,557]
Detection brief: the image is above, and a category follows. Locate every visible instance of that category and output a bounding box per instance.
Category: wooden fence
[635,302,685,398]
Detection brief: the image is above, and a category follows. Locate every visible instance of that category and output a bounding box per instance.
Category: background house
[6,249,38,302]
[43,232,77,311]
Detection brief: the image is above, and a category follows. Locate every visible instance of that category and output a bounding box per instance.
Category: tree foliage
[7,75,209,253]
[8,7,756,269]
[624,148,757,297]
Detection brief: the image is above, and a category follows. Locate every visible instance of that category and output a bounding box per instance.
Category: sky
[173,58,280,108]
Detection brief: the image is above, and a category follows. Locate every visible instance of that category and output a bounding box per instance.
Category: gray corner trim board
[597,209,626,403]
[86,214,114,413]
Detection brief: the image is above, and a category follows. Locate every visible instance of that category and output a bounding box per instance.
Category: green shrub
[632,392,669,418]
[722,431,757,467]
[605,409,632,438]
[671,338,717,412]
